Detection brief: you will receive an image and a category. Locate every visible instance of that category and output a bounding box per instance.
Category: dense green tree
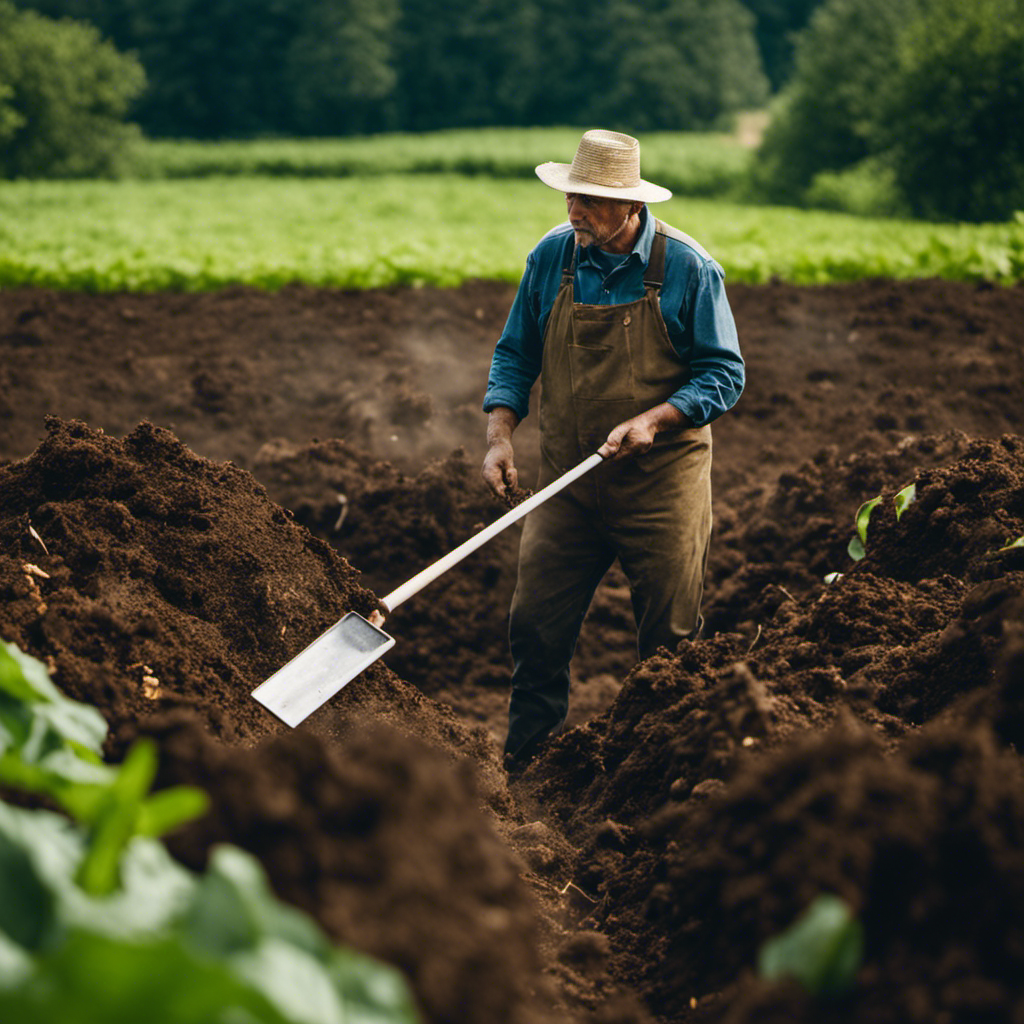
[751,0,916,203]
[877,0,1024,221]
[14,0,397,137]
[754,0,1024,221]
[9,0,772,137]
[393,0,539,130]
[0,1,145,177]
[124,0,301,137]
[516,0,608,127]
[592,0,769,130]
[737,0,823,90]
[284,0,399,135]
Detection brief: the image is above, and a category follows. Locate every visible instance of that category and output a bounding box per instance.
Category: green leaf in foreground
[757,894,864,996]
[0,832,56,953]
[180,846,422,1024]
[0,785,421,1024]
[998,534,1024,552]
[0,641,422,1024]
[0,643,107,757]
[76,738,209,896]
[0,930,295,1024]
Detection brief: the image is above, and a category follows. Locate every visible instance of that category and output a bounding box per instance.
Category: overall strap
[559,234,580,302]
[561,235,578,284]
[559,222,667,298]
[644,227,667,290]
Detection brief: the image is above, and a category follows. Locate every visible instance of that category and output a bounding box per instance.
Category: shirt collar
[576,205,654,270]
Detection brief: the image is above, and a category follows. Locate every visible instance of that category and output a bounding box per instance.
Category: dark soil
[2,276,1024,1022]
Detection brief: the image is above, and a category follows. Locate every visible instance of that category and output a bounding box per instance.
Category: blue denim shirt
[483,207,744,427]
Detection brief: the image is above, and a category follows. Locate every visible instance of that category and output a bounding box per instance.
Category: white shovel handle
[381,451,604,613]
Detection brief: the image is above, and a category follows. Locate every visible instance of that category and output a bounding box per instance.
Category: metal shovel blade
[253,451,606,727]
[252,611,395,727]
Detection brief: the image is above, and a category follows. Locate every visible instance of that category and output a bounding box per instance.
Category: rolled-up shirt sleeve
[483,253,545,420]
[665,259,745,427]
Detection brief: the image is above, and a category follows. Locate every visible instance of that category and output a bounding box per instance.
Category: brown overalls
[506,224,712,759]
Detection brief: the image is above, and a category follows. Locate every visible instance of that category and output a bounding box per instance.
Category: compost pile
[1,276,1023,1023]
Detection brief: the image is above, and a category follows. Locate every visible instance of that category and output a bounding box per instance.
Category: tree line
[6,0,812,138]
[2,0,1022,222]
[755,0,1024,222]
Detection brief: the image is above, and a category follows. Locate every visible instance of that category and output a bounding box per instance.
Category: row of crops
[1,131,1022,291]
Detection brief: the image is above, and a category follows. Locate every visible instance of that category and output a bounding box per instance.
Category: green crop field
[132,129,754,200]
[1,142,1022,292]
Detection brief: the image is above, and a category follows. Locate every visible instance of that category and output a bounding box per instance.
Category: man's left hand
[598,402,691,461]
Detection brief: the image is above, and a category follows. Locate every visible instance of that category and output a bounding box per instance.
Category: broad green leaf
[0,832,56,952]
[0,645,52,704]
[232,940,346,1024]
[179,856,262,957]
[0,931,33,988]
[0,751,110,822]
[35,747,112,787]
[893,483,917,520]
[136,786,210,839]
[0,798,421,1023]
[0,801,194,942]
[0,644,107,756]
[31,699,108,759]
[847,535,866,561]
[182,846,326,959]
[180,847,422,1023]
[209,847,327,955]
[757,894,864,996]
[0,930,294,1024]
[330,947,424,1024]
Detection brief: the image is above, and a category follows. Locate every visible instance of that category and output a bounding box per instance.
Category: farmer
[481,129,745,771]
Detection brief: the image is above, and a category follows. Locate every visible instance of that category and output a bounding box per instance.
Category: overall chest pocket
[568,341,636,401]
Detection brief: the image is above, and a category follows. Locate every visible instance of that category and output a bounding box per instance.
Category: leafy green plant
[757,894,864,996]
[846,483,916,561]
[847,495,883,561]
[0,1,145,179]
[0,642,422,1024]
[0,642,207,894]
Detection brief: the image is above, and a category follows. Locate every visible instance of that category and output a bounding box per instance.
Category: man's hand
[482,407,521,498]
[598,402,691,461]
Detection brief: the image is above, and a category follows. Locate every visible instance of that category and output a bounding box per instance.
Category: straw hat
[535,129,672,203]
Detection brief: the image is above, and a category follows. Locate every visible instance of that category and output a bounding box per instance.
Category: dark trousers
[504,436,711,759]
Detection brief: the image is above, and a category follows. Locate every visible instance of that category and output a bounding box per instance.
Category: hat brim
[535,161,672,203]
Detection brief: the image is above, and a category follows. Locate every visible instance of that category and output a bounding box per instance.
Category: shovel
[252,451,605,727]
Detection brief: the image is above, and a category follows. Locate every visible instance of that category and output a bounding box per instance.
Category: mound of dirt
[2,277,1024,1022]
[512,433,1024,1022]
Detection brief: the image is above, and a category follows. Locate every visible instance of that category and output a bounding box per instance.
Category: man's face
[565,193,639,252]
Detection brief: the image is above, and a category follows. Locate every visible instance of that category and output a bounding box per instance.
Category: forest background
[1,0,1023,225]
